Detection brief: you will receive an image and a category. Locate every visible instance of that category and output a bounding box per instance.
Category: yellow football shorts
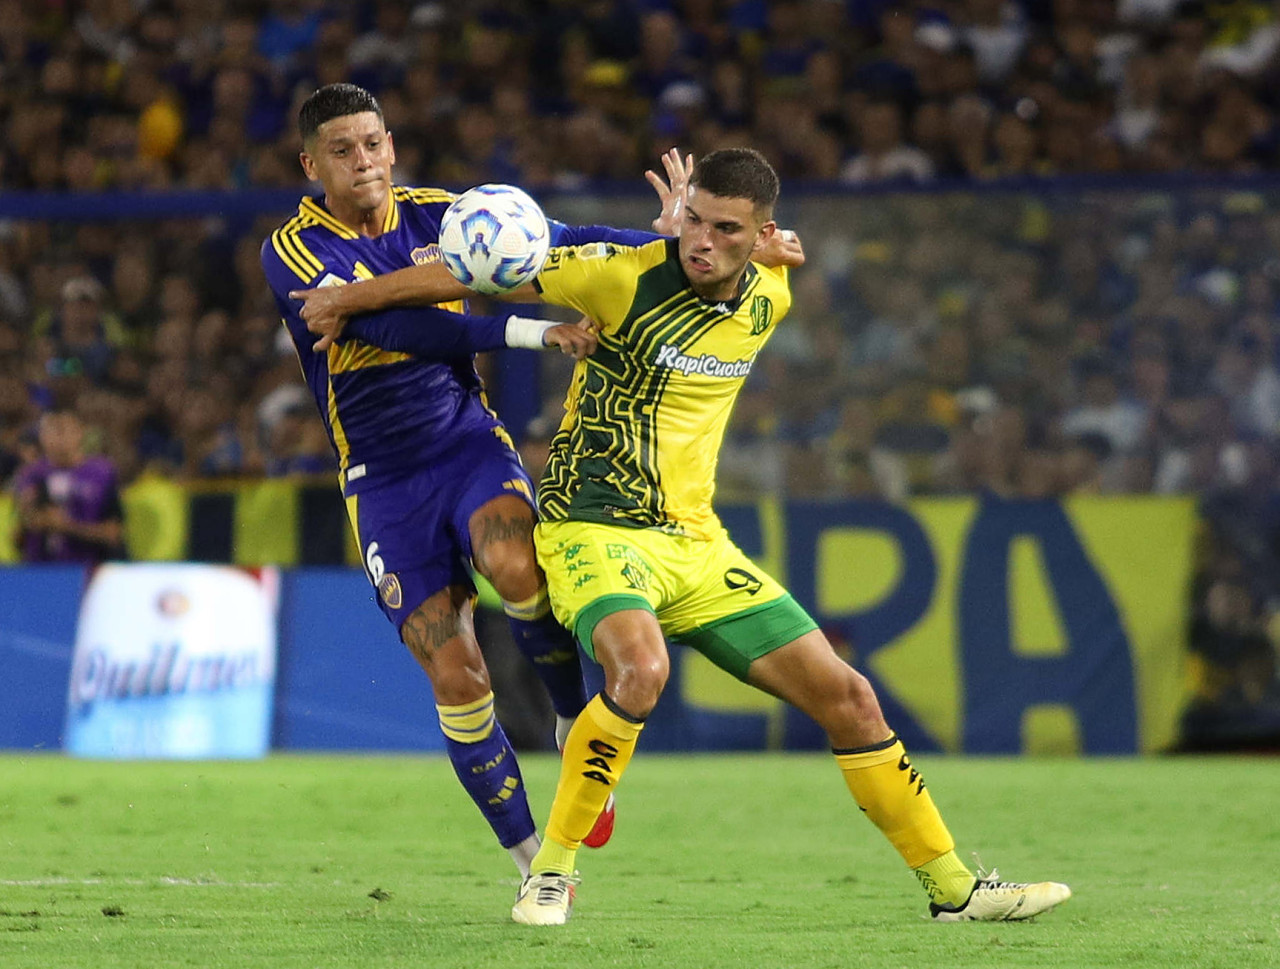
[535,519,817,680]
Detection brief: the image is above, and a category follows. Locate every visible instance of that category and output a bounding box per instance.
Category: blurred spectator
[0,356,36,486]
[255,0,327,74]
[1061,356,1146,456]
[346,0,414,86]
[1211,332,1280,438]
[34,276,128,387]
[850,6,924,109]
[263,401,334,477]
[1180,567,1280,750]
[840,99,934,184]
[871,368,954,498]
[947,94,995,178]
[1109,50,1164,153]
[12,407,125,563]
[989,108,1042,176]
[959,0,1030,86]
[176,381,247,479]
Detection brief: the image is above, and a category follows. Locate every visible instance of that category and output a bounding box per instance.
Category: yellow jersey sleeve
[535,239,671,334]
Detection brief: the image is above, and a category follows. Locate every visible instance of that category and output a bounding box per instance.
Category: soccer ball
[438,184,551,294]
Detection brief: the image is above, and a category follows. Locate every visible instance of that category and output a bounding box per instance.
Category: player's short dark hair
[690,148,780,216]
[298,83,384,144]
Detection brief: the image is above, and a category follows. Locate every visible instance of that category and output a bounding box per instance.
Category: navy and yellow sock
[438,692,535,850]
[504,588,587,720]
[834,734,975,907]
[531,693,644,876]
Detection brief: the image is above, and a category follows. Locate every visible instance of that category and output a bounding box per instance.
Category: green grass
[1,754,1276,968]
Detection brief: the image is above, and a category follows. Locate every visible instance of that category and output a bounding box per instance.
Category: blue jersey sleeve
[548,219,663,249]
[342,306,510,357]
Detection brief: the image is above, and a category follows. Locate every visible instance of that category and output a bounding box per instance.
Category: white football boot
[930,868,1072,922]
[511,872,579,926]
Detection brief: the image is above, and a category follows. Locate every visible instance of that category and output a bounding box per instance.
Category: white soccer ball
[438,184,551,294]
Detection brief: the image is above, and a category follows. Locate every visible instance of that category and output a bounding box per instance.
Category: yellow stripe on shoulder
[272,214,326,282]
[396,186,455,205]
[274,214,315,274]
[381,198,401,233]
[271,231,311,282]
[300,197,359,239]
[328,341,413,374]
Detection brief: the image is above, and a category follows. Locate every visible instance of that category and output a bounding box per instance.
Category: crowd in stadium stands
[1,0,1279,745]
[2,1,1280,193]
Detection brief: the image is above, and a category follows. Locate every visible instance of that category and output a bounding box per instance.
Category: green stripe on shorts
[677,594,818,680]
[573,593,655,659]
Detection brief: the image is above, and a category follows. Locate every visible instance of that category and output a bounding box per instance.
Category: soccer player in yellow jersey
[293,149,1071,927]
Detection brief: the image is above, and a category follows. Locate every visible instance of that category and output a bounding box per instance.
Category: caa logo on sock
[582,739,617,785]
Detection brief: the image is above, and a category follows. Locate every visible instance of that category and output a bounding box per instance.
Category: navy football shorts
[345,429,534,629]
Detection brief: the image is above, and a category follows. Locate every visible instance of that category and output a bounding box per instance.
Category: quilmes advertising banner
[65,564,278,759]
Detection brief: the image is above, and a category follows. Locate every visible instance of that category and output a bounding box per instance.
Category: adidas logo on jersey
[654,343,755,379]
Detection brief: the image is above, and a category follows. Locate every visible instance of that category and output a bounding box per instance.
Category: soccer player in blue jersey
[259,83,663,876]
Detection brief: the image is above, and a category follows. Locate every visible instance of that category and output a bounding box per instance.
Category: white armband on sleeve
[505,316,556,349]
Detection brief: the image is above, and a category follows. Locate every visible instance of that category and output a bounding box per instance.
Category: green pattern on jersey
[538,254,761,533]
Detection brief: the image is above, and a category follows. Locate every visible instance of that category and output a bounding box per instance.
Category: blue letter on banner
[787,500,940,751]
[958,496,1136,753]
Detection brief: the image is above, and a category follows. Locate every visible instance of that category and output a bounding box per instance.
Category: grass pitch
[1,753,1276,968]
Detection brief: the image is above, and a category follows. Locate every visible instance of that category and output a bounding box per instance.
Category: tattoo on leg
[473,511,534,563]
[402,606,460,670]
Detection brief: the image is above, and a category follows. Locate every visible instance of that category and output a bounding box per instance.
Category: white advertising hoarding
[65,563,278,758]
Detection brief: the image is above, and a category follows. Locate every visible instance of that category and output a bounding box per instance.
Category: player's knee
[400,595,493,704]
[478,546,542,602]
[427,653,492,706]
[801,665,879,733]
[603,646,669,718]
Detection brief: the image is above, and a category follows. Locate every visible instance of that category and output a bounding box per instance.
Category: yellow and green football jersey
[533,237,790,541]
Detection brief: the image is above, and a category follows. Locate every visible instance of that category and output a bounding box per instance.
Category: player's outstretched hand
[757,229,805,269]
[289,285,352,353]
[544,317,599,360]
[646,147,693,236]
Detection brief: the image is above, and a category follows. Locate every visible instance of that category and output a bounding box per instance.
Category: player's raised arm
[288,262,509,352]
[342,304,598,360]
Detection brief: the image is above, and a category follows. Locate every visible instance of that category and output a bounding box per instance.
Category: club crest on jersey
[654,343,755,379]
[378,572,403,609]
[749,295,774,335]
[410,244,443,266]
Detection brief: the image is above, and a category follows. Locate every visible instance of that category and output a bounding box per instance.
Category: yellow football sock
[530,693,644,876]
[834,734,973,906]
[914,849,976,908]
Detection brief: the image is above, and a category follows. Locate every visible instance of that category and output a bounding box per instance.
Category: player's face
[38,412,84,467]
[678,185,775,302]
[299,112,396,216]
